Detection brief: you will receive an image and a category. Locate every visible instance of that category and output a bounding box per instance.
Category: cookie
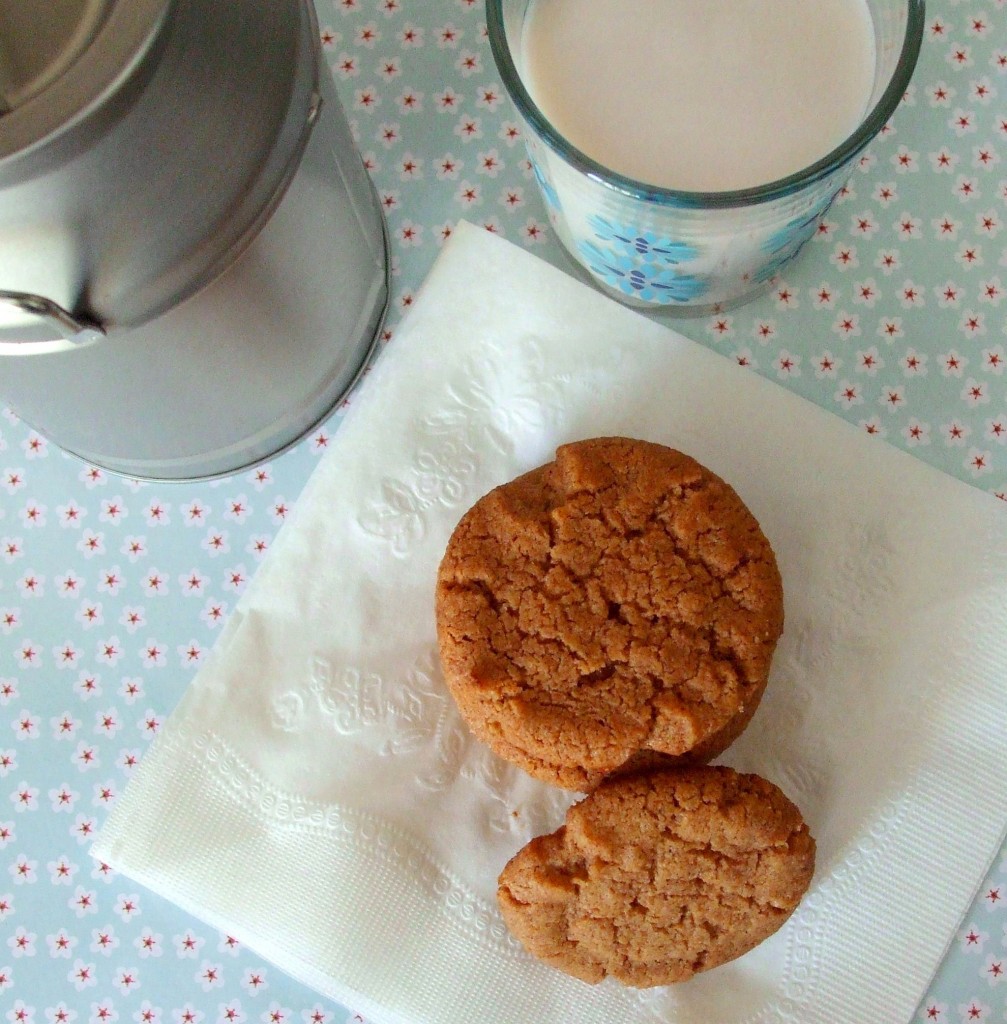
[434,437,783,789]
[496,766,815,986]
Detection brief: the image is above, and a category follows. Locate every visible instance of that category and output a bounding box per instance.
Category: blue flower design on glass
[587,215,698,263]
[579,240,707,302]
[762,205,826,255]
[532,164,561,213]
[754,196,836,283]
[577,216,705,302]
[752,236,814,283]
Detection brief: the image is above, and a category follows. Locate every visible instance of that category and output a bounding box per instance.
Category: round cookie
[435,437,783,790]
[496,766,815,986]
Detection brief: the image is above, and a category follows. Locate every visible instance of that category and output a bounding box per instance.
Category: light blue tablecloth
[1,2,1004,1022]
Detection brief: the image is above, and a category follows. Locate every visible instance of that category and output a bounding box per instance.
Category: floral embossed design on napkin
[94,222,1007,1024]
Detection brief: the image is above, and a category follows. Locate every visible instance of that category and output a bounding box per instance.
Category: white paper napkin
[93,221,1007,1024]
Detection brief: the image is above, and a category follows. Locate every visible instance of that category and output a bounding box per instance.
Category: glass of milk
[487,0,925,315]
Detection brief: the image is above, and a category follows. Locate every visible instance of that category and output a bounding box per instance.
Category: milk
[521,0,877,192]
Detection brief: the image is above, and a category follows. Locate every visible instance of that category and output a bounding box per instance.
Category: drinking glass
[487,0,926,315]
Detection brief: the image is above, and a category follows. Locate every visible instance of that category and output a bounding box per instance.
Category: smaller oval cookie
[496,766,815,987]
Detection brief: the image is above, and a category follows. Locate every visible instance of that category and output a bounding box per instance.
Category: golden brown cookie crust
[496,766,815,986]
[435,437,783,789]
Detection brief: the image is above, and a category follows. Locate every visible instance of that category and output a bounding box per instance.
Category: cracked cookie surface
[435,437,784,789]
[496,766,816,986]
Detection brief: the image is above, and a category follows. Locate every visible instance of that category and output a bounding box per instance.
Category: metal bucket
[0,0,389,480]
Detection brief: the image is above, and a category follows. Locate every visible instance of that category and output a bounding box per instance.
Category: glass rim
[486,0,927,210]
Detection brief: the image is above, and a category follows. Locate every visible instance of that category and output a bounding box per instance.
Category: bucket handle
[0,291,106,354]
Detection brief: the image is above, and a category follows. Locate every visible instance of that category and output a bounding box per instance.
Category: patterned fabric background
[1,2,1005,1023]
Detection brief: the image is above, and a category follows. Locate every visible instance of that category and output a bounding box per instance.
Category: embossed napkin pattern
[94,222,1007,1024]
